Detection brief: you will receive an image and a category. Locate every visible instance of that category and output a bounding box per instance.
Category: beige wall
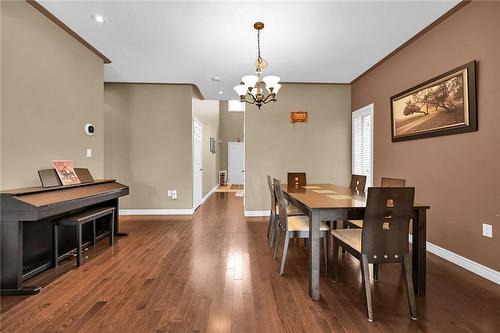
[192,97,220,197]
[245,84,351,211]
[219,101,245,172]
[351,2,500,270]
[1,1,104,189]
[104,83,193,209]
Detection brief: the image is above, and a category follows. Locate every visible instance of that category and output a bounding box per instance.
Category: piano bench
[53,207,116,267]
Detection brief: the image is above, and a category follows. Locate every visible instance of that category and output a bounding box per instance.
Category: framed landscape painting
[390,60,477,142]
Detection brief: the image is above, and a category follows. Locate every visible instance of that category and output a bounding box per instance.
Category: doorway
[228,142,244,184]
[193,118,203,209]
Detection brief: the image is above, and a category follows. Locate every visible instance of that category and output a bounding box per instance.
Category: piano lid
[1,180,128,207]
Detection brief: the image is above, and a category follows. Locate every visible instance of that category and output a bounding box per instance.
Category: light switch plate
[86,148,92,158]
[167,190,172,197]
[171,190,177,200]
[482,223,493,238]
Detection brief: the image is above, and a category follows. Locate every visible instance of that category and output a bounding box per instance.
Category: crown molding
[350,0,471,85]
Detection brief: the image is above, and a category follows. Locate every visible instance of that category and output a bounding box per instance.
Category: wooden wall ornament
[290,111,308,123]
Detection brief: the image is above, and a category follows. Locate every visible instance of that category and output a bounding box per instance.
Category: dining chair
[347,177,406,229]
[331,187,417,321]
[349,174,367,192]
[266,175,303,247]
[287,172,307,188]
[273,178,329,275]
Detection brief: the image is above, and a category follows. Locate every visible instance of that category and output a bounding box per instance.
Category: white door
[193,119,203,209]
[228,142,245,184]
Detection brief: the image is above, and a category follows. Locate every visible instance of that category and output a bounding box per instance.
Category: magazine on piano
[52,160,81,185]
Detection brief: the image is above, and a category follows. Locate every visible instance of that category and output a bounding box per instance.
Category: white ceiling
[39,0,459,100]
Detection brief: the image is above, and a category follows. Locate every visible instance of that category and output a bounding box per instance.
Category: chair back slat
[267,175,277,215]
[350,174,367,192]
[381,177,406,187]
[287,172,306,188]
[361,187,415,263]
[273,178,288,230]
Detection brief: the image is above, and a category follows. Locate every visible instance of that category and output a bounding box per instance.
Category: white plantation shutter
[352,104,374,188]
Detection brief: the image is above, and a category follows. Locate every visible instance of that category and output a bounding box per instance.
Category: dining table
[281,183,430,301]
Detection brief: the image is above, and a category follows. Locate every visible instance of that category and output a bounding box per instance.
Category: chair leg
[266,212,274,240]
[279,233,291,275]
[341,220,347,254]
[322,235,328,275]
[331,237,339,281]
[76,224,82,267]
[402,253,417,320]
[361,254,373,321]
[373,263,379,281]
[269,216,278,247]
[273,226,282,260]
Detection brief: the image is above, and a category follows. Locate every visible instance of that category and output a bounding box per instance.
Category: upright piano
[0,179,129,295]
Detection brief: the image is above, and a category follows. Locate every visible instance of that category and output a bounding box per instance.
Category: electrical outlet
[171,190,177,200]
[86,148,92,158]
[167,190,172,197]
[482,223,493,238]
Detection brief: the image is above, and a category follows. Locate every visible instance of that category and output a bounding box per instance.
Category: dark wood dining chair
[287,172,307,188]
[381,177,407,187]
[348,177,406,228]
[349,174,367,192]
[273,178,329,275]
[331,187,417,321]
[266,175,303,247]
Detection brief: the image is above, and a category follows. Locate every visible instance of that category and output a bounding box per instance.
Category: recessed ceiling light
[218,91,223,95]
[91,14,105,23]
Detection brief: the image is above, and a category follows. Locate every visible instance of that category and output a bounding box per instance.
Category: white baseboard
[409,235,499,285]
[244,210,270,217]
[119,209,194,216]
[201,185,218,204]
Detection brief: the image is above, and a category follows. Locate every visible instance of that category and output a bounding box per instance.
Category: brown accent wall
[219,101,244,172]
[1,1,104,189]
[351,1,500,270]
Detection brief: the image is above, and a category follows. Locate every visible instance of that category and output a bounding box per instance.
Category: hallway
[1,192,499,332]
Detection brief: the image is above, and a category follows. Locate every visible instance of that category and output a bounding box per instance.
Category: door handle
[242,170,245,173]
[200,168,203,171]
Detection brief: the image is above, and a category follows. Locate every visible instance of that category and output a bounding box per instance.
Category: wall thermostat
[84,123,95,136]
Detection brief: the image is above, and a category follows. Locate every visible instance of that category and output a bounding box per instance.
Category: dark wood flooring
[1,192,499,332]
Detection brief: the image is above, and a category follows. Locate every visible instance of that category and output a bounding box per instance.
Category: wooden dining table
[281,183,430,301]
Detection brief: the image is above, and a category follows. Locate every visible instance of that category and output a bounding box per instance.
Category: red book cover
[52,160,81,185]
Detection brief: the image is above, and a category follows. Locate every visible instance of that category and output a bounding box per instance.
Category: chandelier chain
[257,30,261,61]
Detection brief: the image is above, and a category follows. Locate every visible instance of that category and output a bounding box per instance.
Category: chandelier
[233,22,281,110]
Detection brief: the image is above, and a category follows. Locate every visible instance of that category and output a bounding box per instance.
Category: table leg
[412,208,427,296]
[308,210,321,300]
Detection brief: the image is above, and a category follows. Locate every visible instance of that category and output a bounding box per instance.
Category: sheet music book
[52,160,81,185]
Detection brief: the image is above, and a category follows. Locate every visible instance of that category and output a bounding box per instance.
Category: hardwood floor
[1,192,499,332]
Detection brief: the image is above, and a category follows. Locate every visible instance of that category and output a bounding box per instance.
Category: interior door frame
[351,103,374,187]
[193,117,203,209]
[227,141,245,184]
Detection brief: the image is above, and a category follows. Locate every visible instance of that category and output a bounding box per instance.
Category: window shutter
[352,105,373,188]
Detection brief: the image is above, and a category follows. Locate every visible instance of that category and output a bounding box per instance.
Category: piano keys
[0,179,129,295]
